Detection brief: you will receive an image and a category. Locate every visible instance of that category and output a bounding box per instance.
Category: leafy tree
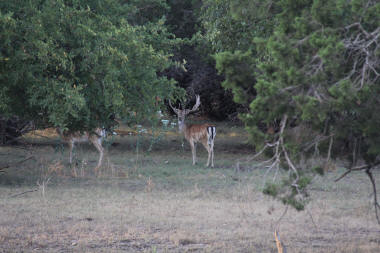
[199,0,280,110]
[0,0,182,137]
[204,0,380,220]
[163,0,240,120]
[253,0,379,216]
[200,0,278,53]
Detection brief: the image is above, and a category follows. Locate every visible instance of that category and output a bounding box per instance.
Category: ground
[0,121,380,252]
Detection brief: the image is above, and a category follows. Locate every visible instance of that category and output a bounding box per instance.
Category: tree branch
[9,188,38,198]
[335,161,380,182]
[334,164,368,182]
[365,167,380,225]
[0,156,34,171]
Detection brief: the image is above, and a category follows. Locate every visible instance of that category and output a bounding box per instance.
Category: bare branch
[301,134,333,153]
[334,166,367,182]
[237,140,278,166]
[275,205,289,230]
[278,115,299,184]
[9,188,38,198]
[335,161,380,182]
[326,135,333,165]
[342,23,380,89]
[345,22,370,38]
[0,156,34,171]
[365,168,380,224]
[274,229,287,253]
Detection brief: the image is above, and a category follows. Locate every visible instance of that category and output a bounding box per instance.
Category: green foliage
[214,50,256,105]
[165,0,201,39]
[200,0,279,52]
[281,196,305,211]
[263,173,312,211]
[263,183,278,198]
[312,166,324,176]
[1,0,380,215]
[298,176,312,190]
[200,0,380,211]
[0,0,182,131]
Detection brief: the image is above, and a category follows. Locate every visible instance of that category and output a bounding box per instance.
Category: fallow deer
[169,95,216,167]
[57,128,106,173]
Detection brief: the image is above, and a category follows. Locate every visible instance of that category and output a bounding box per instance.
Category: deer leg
[208,127,216,168]
[207,152,211,167]
[210,142,214,168]
[70,142,77,177]
[91,138,104,174]
[190,140,197,165]
[68,141,74,164]
[194,143,198,164]
[206,145,211,167]
[201,140,211,167]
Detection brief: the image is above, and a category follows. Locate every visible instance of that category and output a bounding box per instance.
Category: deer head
[169,95,201,131]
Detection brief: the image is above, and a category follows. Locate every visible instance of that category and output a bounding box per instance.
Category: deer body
[184,123,216,167]
[57,128,105,173]
[170,95,216,167]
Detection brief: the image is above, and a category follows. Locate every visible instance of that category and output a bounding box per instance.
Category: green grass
[1,122,380,252]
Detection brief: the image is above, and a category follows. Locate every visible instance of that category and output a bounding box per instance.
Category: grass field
[1,121,380,252]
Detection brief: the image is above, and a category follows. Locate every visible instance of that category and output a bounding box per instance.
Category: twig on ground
[9,188,38,198]
[275,205,289,231]
[306,206,318,229]
[0,156,34,171]
[274,229,287,253]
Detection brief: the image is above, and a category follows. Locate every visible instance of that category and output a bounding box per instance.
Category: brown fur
[170,95,216,167]
[185,123,213,145]
[57,128,105,173]
[183,123,215,167]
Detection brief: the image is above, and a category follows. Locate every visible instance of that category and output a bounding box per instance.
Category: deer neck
[178,120,186,132]
[178,116,189,134]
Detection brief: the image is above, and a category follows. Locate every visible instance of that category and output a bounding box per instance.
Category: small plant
[37,161,63,199]
[145,177,155,192]
[263,183,278,198]
[312,165,324,176]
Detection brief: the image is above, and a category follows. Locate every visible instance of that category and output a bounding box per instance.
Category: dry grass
[0,122,380,252]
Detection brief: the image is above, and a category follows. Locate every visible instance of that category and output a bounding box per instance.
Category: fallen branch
[0,156,34,171]
[275,205,289,230]
[274,229,287,253]
[9,188,38,198]
[306,206,318,229]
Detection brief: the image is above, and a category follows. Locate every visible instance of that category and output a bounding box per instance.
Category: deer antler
[186,95,201,114]
[170,94,215,167]
[168,99,180,115]
[169,95,200,115]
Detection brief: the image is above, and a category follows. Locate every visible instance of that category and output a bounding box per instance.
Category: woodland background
[1,1,380,251]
